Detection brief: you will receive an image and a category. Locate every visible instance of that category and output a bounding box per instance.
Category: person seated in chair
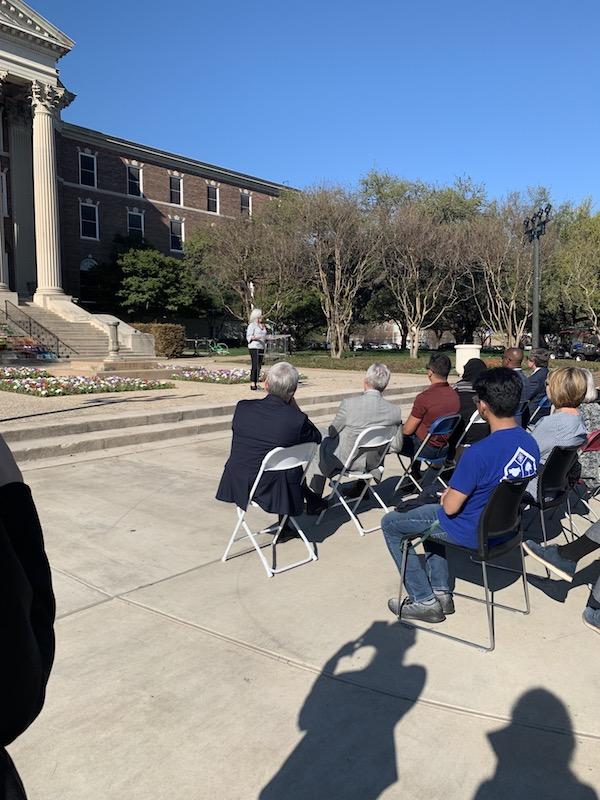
[526,348,550,416]
[526,367,587,500]
[398,353,460,484]
[381,368,539,624]
[216,362,321,539]
[502,347,530,425]
[446,357,490,460]
[303,363,403,514]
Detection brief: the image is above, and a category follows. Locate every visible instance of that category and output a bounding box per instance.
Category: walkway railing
[4,301,78,359]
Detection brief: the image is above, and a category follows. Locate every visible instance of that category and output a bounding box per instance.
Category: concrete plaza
[8,420,600,799]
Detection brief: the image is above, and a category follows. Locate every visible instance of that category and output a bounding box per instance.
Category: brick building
[0,0,284,358]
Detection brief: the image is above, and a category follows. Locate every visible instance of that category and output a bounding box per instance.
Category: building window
[127,165,142,196]
[79,153,97,187]
[207,185,219,213]
[240,193,251,216]
[170,219,184,252]
[169,175,182,205]
[80,203,99,240]
[127,211,144,242]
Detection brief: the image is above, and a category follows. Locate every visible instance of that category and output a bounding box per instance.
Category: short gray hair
[365,363,391,392]
[582,368,598,403]
[266,361,299,402]
[249,308,262,323]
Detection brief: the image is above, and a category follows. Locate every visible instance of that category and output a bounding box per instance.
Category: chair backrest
[582,429,600,453]
[428,414,462,438]
[247,442,318,502]
[538,445,581,495]
[453,410,488,451]
[477,478,531,557]
[343,425,396,471]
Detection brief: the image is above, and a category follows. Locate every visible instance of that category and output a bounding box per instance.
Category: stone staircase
[21,302,115,359]
[0,384,427,465]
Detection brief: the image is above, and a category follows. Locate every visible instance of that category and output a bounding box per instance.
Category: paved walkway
[8,431,600,800]
[0,362,425,423]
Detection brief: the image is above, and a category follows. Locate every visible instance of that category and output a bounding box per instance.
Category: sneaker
[388,597,446,623]
[522,540,577,582]
[434,591,455,615]
[582,607,600,634]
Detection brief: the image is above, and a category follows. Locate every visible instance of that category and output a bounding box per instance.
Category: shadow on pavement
[259,621,425,800]
[474,688,598,800]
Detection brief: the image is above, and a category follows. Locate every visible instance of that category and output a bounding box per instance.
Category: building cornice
[59,121,294,197]
[0,0,75,57]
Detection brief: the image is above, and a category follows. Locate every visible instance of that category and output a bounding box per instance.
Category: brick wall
[55,132,279,299]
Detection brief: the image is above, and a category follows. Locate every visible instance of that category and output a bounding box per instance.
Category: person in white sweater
[246,308,267,391]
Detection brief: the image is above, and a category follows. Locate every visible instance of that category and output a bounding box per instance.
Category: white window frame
[240,191,252,217]
[127,210,145,241]
[207,184,219,214]
[169,175,183,206]
[126,164,143,197]
[169,218,184,252]
[79,152,97,188]
[80,201,99,241]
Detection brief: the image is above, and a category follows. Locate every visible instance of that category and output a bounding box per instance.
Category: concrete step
[0,384,424,463]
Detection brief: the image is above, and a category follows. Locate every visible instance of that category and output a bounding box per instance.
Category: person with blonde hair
[246,308,267,391]
[526,366,588,497]
[577,368,600,490]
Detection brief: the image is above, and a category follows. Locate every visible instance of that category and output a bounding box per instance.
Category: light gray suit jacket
[323,390,403,474]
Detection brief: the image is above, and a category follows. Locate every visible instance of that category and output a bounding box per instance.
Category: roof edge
[60,121,295,195]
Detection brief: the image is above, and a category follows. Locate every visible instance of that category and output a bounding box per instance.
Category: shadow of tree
[474,688,598,800]
[259,621,425,800]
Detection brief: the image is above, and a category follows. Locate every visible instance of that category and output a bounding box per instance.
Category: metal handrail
[4,301,78,359]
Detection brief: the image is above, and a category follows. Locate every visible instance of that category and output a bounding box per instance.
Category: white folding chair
[315,425,396,536]
[221,442,318,578]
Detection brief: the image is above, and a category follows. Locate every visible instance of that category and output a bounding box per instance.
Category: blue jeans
[382,503,453,603]
[400,434,442,463]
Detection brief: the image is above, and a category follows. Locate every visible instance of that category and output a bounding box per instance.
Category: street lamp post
[524,203,552,349]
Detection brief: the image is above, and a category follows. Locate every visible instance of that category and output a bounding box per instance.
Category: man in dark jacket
[526,348,550,416]
[0,436,55,800]
[216,362,321,527]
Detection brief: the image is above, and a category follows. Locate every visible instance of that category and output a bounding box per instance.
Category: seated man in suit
[216,362,321,540]
[303,363,403,514]
[526,347,550,417]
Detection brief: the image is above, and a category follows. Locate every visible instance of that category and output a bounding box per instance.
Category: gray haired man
[304,363,403,513]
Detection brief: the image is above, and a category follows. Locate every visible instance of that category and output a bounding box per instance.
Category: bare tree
[381,204,466,358]
[293,188,381,358]
[469,199,536,347]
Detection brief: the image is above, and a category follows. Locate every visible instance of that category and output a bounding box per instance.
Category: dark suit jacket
[216,394,322,516]
[0,482,55,799]
[527,367,549,411]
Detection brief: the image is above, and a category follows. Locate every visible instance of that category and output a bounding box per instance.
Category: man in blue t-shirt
[382,367,540,624]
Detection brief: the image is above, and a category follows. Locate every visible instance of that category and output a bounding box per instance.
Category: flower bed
[163,366,307,385]
[0,368,175,397]
[164,366,252,384]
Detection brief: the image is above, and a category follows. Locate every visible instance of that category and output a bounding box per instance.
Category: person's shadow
[259,621,425,800]
[475,688,598,800]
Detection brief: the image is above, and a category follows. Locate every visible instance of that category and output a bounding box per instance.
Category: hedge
[133,323,186,358]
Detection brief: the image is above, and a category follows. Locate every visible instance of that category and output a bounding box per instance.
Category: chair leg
[481,561,495,653]
[538,509,551,578]
[396,540,409,615]
[222,508,246,562]
[520,545,531,615]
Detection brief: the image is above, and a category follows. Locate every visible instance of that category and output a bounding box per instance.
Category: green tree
[117,246,201,318]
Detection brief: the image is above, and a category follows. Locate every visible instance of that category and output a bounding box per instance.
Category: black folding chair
[568,430,600,536]
[394,414,461,494]
[527,395,552,428]
[393,478,531,653]
[523,445,581,551]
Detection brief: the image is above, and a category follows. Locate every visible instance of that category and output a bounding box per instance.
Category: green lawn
[211,348,596,375]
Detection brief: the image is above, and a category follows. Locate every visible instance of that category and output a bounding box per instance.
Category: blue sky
[36,0,597,205]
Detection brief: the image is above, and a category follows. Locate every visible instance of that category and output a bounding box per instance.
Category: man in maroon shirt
[399,354,460,479]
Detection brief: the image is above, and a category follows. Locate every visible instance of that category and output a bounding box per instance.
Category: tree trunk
[330,325,345,359]
[409,328,419,359]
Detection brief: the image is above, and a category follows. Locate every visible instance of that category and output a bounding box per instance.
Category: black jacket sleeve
[299,414,322,445]
[0,482,55,747]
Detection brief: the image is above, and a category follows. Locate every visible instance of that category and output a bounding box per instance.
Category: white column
[31,80,65,304]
